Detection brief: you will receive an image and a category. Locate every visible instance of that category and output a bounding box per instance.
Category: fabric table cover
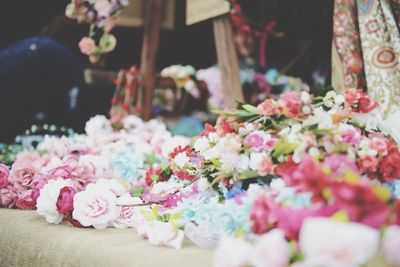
[0,208,213,267]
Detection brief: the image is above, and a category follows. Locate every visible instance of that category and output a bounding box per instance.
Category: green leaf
[241,104,259,114]
[272,139,298,158]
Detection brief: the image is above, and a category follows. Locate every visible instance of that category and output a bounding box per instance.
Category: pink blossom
[281,91,302,117]
[250,195,277,234]
[9,161,38,190]
[0,185,17,208]
[48,165,75,179]
[0,164,10,189]
[357,155,379,174]
[280,155,331,202]
[258,157,274,176]
[31,179,47,203]
[244,131,275,152]
[370,137,388,155]
[275,205,338,240]
[257,99,282,116]
[323,154,358,177]
[16,189,36,210]
[79,37,97,55]
[332,182,390,228]
[56,186,76,215]
[339,124,361,144]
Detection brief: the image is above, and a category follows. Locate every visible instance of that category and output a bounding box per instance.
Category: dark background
[0,0,333,142]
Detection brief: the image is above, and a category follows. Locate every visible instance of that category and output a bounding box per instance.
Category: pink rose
[281,92,302,117]
[113,207,135,228]
[72,186,119,229]
[370,137,388,155]
[257,99,282,116]
[244,131,275,152]
[48,165,75,179]
[357,155,379,174]
[9,161,38,190]
[0,185,17,208]
[323,154,358,177]
[0,164,10,189]
[345,88,361,106]
[258,157,274,176]
[79,37,97,55]
[56,186,76,215]
[16,189,36,210]
[340,124,361,144]
[72,162,96,190]
[31,179,47,203]
[250,195,277,234]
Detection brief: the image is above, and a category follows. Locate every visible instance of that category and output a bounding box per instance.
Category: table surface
[0,208,213,267]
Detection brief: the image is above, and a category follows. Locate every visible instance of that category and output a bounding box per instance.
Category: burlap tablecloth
[0,208,213,267]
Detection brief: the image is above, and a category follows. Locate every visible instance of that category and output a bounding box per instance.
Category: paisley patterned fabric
[332,0,400,117]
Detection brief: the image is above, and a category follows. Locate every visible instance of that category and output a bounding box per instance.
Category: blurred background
[0,0,333,142]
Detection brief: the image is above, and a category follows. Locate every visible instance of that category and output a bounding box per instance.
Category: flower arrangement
[160,65,200,99]
[0,88,399,265]
[65,0,129,63]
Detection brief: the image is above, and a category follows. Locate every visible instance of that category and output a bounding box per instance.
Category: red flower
[358,93,378,113]
[145,167,162,186]
[275,159,298,178]
[216,118,236,136]
[250,195,277,234]
[277,156,331,202]
[379,141,400,182]
[332,182,390,228]
[174,170,196,181]
[169,146,194,160]
[200,123,216,137]
[56,186,76,215]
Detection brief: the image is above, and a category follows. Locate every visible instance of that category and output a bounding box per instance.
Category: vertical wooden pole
[140,0,164,121]
[213,14,244,109]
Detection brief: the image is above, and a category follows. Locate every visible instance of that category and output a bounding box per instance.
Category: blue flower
[384,181,400,198]
[265,69,279,84]
[111,150,144,183]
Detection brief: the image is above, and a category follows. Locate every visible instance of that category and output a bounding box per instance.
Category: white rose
[299,218,379,267]
[194,137,210,153]
[249,152,265,171]
[250,229,290,267]
[73,186,119,229]
[236,154,250,172]
[137,221,184,249]
[37,179,74,224]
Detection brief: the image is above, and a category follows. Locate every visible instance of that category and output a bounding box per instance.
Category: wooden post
[140,0,164,121]
[213,14,244,109]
